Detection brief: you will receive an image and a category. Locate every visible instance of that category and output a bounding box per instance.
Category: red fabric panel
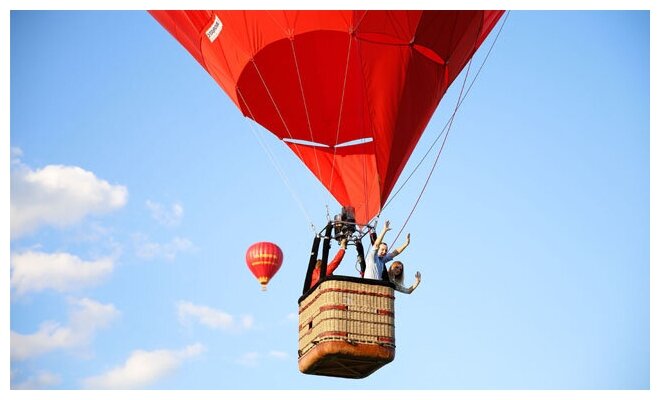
[285,141,380,224]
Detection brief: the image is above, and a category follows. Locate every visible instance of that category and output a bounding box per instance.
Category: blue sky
[4,2,654,396]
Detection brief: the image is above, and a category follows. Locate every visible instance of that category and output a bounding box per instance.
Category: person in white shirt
[363,220,410,280]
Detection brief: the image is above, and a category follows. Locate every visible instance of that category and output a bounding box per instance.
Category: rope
[236,88,316,235]
[351,17,378,227]
[265,12,343,224]
[249,59,308,167]
[207,27,315,233]
[328,31,354,196]
[389,11,509,245]
[391,72,467,245]
[383,12,509,214]
[288,38,335,223]
[354,11,369,31]
[289,39,323,183]
[248,27,340,235]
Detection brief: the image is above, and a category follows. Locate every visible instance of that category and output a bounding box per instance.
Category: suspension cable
[289,39,323,182]
[249,59,308,167]
[389,11,509,245]
[236,88,317,235]
[328,30,354,194]
[248,32,335,234]
[209,32,316,233]
[384,12,509,215]
[264,11,342,223]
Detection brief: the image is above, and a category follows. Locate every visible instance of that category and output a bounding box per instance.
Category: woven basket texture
[298,279,395,357]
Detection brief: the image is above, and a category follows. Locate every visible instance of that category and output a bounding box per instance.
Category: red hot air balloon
[149,10,503,225]
[245,242,283,291]
[150,11,505,378]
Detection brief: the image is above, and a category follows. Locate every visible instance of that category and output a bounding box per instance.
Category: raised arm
[373,220,391,248]
[396,271,421,294]
[391,233,410,257]
[327,238,347,274]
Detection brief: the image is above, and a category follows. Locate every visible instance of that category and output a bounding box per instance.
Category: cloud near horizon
[11,297,120,361]
[146,200,184,227]
[11,160,127,238]
[11,250,114,295]
[133,234,195,261]
[11,370,62,390]
[177,301,254,332]
[81,343,205,389]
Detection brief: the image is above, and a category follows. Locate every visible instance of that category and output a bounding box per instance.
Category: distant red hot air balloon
[245,242,283,291]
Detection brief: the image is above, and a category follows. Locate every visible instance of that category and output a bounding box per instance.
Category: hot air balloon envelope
[245,241,283,291]
[149,10,504,224]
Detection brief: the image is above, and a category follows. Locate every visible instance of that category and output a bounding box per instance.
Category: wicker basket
[298,276,395,378]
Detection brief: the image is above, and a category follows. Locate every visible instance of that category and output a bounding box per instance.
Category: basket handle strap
[302,222,332,294]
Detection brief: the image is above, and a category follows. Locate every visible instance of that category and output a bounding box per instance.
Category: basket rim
[298,275,394,303]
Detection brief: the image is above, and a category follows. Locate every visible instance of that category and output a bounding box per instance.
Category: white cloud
[146,200,183,227]
[268,350,289,360]
[236,351,260,367]
[176,301,254,332]
[11,147,24,161]
[11,162,127,238]
[11,298,120,360]
[133,234,194,261]
[240,315,255,330]
[81,343,205,389]
[11,250,114,295]
[12,370,61,389]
